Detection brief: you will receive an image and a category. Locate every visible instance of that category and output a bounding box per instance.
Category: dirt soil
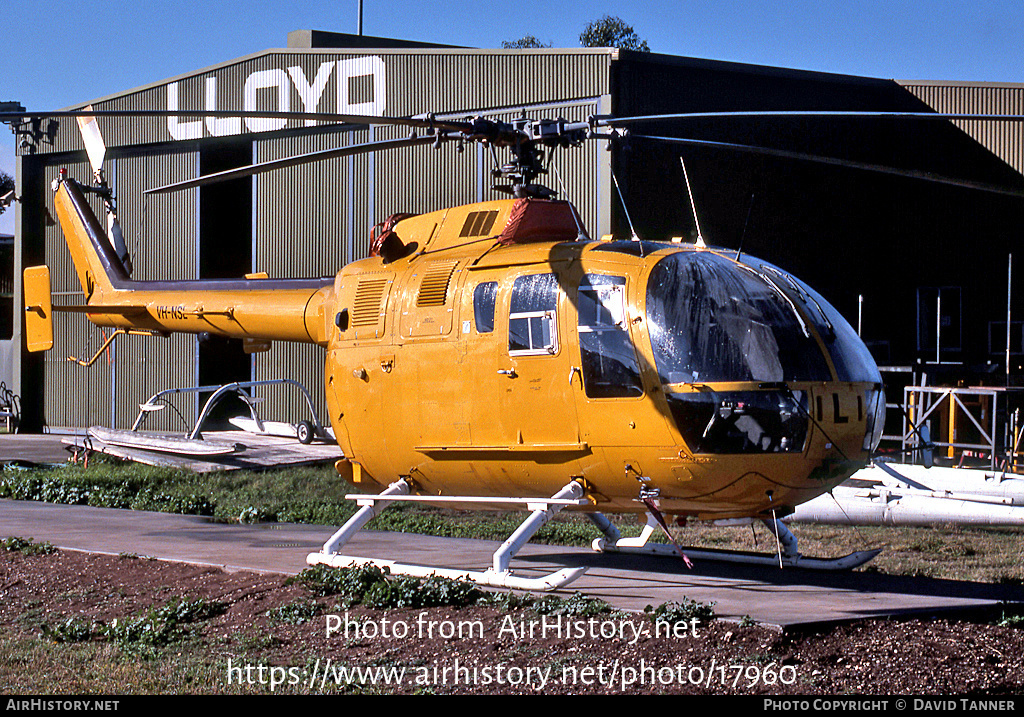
[1,548,1023,695]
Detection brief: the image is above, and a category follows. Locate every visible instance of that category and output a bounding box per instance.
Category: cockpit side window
[509,273,559,355]
[577,275,643,398]
[473,281,497,333]
[646,252,833,384]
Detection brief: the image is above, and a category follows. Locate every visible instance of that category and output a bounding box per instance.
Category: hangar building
[6,30,1024,436]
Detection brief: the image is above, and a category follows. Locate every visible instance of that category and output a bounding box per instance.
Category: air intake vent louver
[416,260,458,308]
[460,210,499,238]
[351,278,389,327]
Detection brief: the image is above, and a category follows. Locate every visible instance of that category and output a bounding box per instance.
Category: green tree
[0,171,14,216]
[501,35,552,49]
[579,15,650,52]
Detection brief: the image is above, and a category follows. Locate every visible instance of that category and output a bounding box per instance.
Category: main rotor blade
[144,133,440,195]
[0,108,474,133]
[598,111,1024,126]
[629,133,1024,197]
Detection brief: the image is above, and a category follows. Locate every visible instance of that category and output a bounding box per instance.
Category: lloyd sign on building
[8,29,1024,433]
[164,56,389,140]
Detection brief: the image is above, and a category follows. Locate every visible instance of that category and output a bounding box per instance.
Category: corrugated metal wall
[43,156,109,430]
[114,150,200,432]
[900,81,1024,174]
[251,125,364,426]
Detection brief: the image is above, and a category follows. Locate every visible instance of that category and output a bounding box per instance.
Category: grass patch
[0,632,265,694]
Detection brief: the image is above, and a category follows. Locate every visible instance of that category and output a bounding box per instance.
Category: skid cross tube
[307,479,590,591]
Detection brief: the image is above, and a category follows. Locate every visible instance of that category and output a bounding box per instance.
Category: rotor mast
[452,116,591,198]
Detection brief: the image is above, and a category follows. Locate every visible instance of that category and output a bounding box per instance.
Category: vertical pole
[358,0,364,35]
[1007,253,1013,386]
[111,338,116,428]
[936,291,941,365]
[857,294,863,337]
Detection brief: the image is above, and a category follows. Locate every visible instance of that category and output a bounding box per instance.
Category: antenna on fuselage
[736,192,756,262]
[610,167,640,242]
[680,158,705,249]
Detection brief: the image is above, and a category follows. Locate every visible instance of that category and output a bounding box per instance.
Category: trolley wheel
[296,420,315,444]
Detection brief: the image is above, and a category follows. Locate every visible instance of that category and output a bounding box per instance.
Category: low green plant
[995,606,1024,628]
[531,592,610,617]
[479,590,536,611]
[288,563,390,604]
[362,574,483,610]
[289,564,482,610]
[645,596,716,628]
[102,597,226,647]
[1,536,55,555]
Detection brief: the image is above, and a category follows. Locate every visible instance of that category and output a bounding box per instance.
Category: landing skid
[306,479,591,591]
[589,513,881,571]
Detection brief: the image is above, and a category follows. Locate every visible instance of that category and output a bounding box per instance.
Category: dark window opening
[198,138,253,420]
[666,390,809,454]
[0,236,12,340]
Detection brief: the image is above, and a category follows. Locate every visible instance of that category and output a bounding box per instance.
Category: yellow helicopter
[17,105,1010,591]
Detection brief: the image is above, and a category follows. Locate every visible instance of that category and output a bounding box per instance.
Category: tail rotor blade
[76,107,107,175]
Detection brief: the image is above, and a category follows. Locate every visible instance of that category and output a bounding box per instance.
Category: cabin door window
[508,273,559,356]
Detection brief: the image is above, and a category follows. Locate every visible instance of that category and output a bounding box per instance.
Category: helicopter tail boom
[31,177,334,349]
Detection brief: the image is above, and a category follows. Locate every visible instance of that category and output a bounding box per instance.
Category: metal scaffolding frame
[902,385,1001,470]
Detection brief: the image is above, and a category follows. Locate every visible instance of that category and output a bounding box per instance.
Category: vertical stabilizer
[51,176,130,300]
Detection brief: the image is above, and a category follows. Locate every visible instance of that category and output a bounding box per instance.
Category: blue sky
[3,0,1024,232]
